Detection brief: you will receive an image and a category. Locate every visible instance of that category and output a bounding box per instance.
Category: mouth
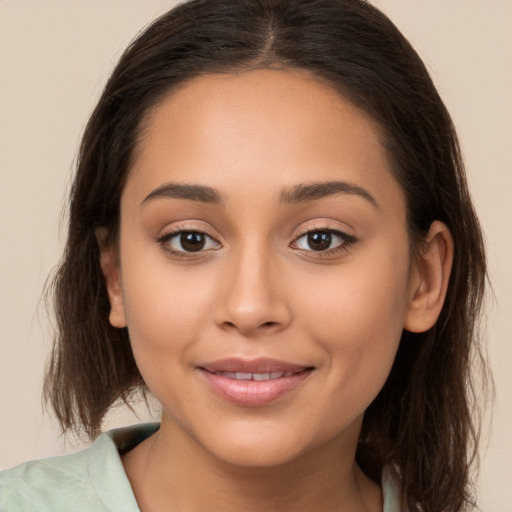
[209,370,303,381]
[198,358,314,406]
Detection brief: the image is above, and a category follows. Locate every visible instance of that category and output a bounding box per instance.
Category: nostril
[220,320,281,334]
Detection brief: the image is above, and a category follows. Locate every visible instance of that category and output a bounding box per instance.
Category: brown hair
[44,1,488,510]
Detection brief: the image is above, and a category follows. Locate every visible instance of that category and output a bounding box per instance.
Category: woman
[0,1,488,511]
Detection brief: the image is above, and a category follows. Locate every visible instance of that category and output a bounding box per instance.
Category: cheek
[119,268,219,418]
[297,246,410,392]
[118,243,218,377]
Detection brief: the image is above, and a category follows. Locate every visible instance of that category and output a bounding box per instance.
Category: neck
[122,418,382,512]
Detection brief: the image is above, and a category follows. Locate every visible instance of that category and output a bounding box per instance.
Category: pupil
[308,231,332,251]
[181,232,205,252]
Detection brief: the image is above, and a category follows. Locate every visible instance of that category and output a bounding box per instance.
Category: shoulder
[0,438,100,510]
[0,434,124,511]
[0,424,158,512]
[382,465,403,512]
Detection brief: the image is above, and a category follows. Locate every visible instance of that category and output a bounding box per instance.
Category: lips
[211,370,298,381]
[199,358,314,406]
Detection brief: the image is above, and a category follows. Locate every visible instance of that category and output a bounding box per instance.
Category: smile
[199,358,314,406]
[213,371,299,380]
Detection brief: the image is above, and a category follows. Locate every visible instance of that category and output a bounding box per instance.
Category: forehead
[126,68,402,211]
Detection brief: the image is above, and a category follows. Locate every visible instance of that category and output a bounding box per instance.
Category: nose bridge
[215,237,290,335]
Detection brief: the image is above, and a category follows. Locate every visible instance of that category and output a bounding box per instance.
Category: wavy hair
[44,1,488,510]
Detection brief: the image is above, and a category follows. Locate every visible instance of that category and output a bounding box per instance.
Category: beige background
[0,1,510,510]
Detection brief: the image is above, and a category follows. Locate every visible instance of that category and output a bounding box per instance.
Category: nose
[214,244,292,337]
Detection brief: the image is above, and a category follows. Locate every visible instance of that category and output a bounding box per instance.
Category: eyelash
[156,226,357,259]
[291,226,357,257]
[157,228,221,260]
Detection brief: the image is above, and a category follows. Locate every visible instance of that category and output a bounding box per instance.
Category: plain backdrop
[1,1,511,510]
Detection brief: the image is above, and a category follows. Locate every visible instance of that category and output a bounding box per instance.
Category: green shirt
[0,423,402,511]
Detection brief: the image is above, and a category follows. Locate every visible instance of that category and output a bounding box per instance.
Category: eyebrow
[141,179,377,208]
[142,183,222,205]
[279,180,378,208]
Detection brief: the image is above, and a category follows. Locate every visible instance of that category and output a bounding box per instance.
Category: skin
[99,68,453,512]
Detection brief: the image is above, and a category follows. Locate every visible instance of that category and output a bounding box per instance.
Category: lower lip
[199,369,312,407]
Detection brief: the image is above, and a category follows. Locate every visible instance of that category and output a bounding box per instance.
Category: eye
[292,229,355,252]
[159,230,221,254]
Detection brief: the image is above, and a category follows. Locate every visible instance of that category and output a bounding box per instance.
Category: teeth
[253,373,270,381]
[214,371,299,380]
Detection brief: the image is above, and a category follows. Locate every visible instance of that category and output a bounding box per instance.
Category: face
[106,69,420,467]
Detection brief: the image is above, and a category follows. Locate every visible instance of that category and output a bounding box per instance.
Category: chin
[210,440,305,468]
[189,419,312,468]
[194,416,351,470]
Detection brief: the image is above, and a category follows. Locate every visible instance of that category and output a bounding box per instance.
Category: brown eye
[307,231,332,251]
[159,230,221,254]
[292,229,356,254]
[180,232,206,252]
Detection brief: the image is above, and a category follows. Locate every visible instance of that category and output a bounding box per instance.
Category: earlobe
[404,221,454,333]
[95,228,127,329]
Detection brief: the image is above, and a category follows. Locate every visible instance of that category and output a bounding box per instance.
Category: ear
[404,221,454,333]
[95,228,127,328]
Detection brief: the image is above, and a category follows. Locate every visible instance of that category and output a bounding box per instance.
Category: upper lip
[200,358,311,374]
